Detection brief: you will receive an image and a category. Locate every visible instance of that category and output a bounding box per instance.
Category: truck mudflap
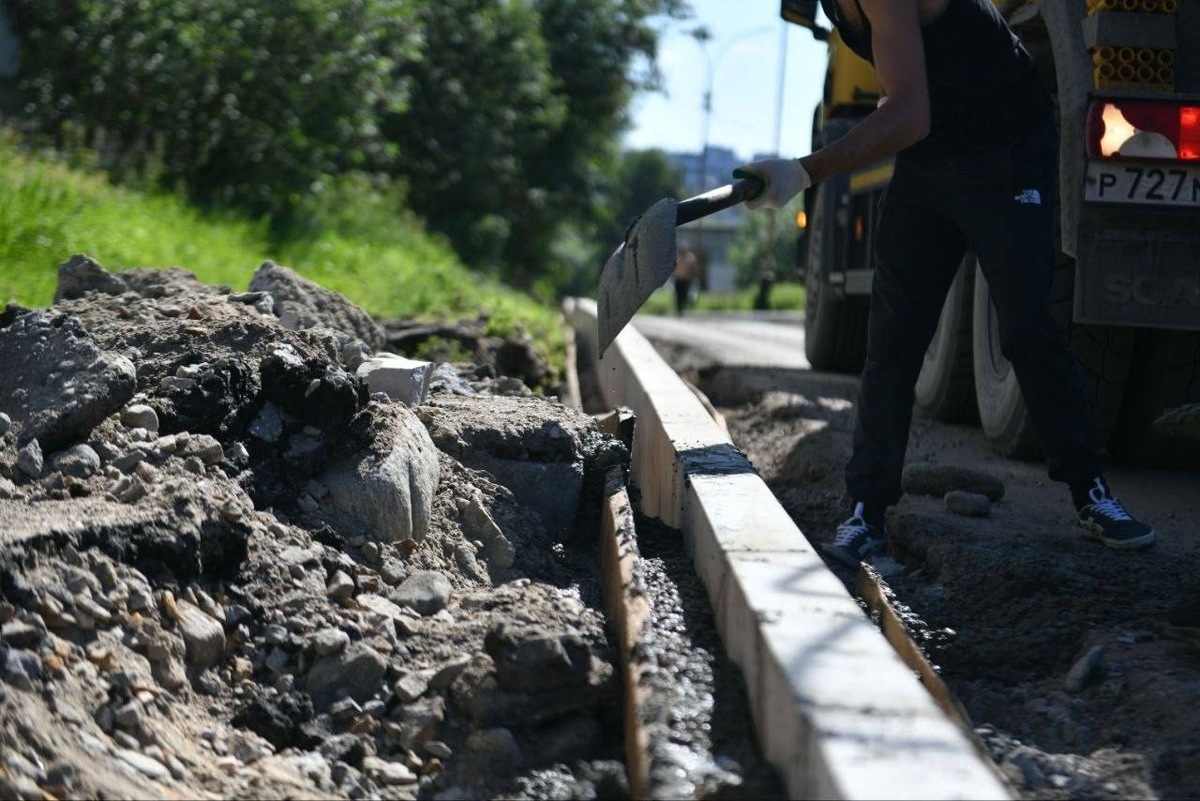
[1074,221,1200,330]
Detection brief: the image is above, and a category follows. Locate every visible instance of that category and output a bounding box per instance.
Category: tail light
[1086,99,1200,160]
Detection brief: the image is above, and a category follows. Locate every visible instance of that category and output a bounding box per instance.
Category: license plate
[1085,161,1200,207]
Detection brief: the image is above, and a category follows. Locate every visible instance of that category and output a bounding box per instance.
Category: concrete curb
[566,299,1010,800]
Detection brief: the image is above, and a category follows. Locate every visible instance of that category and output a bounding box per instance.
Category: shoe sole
[1079,520,1157,550]
[821,541,884,568]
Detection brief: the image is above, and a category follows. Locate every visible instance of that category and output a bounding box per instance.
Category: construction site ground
[647,324,1200,801]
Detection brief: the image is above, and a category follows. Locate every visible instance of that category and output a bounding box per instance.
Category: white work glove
[733,158,811,210]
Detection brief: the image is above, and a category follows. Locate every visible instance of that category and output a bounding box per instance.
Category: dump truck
[781,0,1200,466]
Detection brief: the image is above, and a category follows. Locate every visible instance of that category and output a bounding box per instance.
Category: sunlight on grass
[0,139,562,358]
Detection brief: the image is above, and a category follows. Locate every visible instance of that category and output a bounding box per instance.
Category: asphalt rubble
[0,255,650,800]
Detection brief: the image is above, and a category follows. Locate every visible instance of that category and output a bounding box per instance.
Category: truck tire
[1110,330,1200,468]
[915,255,978,423]
[804,180,869,373]
[972,256,1133,460]
[971,264,1040,458]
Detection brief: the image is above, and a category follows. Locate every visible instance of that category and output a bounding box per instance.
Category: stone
[306,643,387,711]
[326,570,355,600]
[120,404,160,433]
[249,261,386,350]
[356,354,434,407]
[320,404,439,543]
[16,440,42,478]
[484,623,593,692]
[902,463,1005,502]
[311,628,350,657]
[175,600,226,669]
[0,311,137,451]
[362,756,418,787]
[54,254,129,302]
[944,490,991,518]
[389,571,452,617]
[463,496,516,570]
[393,672,429,702]
[1064,645,1105,693]
[51,444,101,478]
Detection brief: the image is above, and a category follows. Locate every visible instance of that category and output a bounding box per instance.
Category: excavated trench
[682,356,1200,801]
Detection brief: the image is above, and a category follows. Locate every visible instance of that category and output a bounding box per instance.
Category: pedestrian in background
[672,243,698,316]
[733,0,1155,566]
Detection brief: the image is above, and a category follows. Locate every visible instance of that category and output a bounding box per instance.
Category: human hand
[733,158,811,210]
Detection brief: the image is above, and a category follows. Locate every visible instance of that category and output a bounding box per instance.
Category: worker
[672,242,698,316]
[733,0,1155,566]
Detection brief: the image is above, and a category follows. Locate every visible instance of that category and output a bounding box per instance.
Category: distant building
[663,146,757,295]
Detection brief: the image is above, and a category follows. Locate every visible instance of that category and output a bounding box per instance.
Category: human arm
[736,0,931,208]
[799,0,930,183]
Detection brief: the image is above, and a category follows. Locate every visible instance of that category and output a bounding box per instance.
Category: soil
[0,257,777,801]
[654,340,1200,801]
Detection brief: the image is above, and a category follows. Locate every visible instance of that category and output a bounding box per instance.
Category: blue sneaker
[1077,478,1156,551]
[822,502,887,567]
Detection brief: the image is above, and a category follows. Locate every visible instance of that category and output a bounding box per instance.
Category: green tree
[387,0,690,288]
[9,0,418,216]
[556,146,684,298]
[729,196,804,290]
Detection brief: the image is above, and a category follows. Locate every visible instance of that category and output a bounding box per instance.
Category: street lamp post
[688,25,775,289]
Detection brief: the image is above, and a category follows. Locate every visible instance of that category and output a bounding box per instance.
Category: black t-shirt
[819,0,1052,160]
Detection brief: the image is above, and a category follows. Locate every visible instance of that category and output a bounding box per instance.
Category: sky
[623,0,830,163]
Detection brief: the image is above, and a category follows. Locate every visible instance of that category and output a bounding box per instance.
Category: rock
[466,727,523,769]
[945,490,991,518]
[484,623,593,692]
[362,756,418,787]
[387,695,446,751]
[326,570,355,601]
[393,672,429,702]
[175,600,226,669]
[320,404,439,543]
[51,444,101,478]
[120,404,160,433]
[356,354,433,406]
[306,643,387,711]
[0,311,137,451]
[16,441,42,478]
[249,402,284,443]
[1,621,42,649]
[463,496,516,570]
[1064,645,1105,692]
[902,463,1005,502]
[54,254,130,302]
[1,648,43,690]
[260,342,365,433]
[389,571,452,617]
[249,261,386,351]
[311,628,350,658]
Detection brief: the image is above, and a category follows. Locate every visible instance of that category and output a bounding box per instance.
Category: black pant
[674,279,691,314]
[845,113,1105,508]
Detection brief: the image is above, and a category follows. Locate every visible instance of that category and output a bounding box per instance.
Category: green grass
[640,280,806,316]
[0,136,563,370]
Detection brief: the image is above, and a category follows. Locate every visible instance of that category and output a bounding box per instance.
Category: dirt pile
[0,256,632,799]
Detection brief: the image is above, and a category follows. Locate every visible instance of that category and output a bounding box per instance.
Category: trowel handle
[674,178,764,227]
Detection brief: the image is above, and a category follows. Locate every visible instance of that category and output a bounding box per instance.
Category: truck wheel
[1110,329,1200,468]
[973,256,1133,460]
[804,181,869,373]
[971,264,1041,459]
[915,255,978,423]
[804,265,869,373]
